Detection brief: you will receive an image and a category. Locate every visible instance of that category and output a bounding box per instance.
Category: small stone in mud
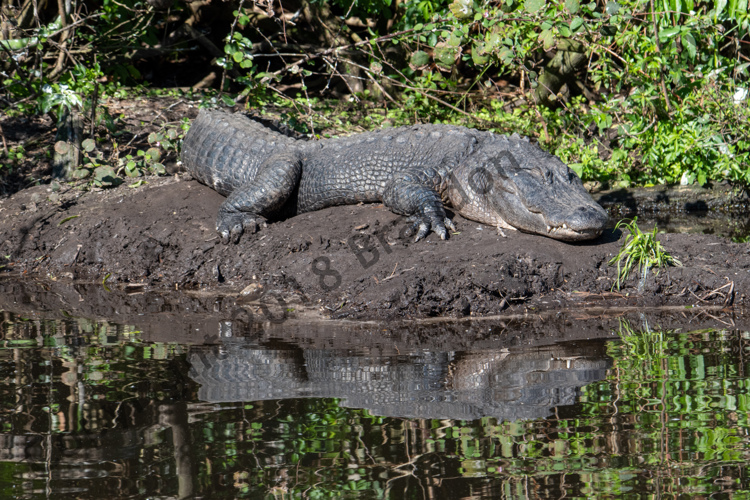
[240,283,263,300]
[455,297,471,316]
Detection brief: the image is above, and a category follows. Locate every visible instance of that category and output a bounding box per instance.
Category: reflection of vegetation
[610,217,682,291]
[3,313,750,497]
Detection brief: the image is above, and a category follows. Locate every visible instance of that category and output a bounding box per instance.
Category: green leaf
[471,43,490,65]
[558,24,572,37]
[410,50,430,67]
[569,163,584,178]
[448,29,463,46]
[145,147,161,162]
[601,24,617,36]
[82,138,96,153]
[565,0,579,13]
[539,29,555,50]
[659,26,681,41]
[58,215,80,226]
[434,44,458,67]
[605,1,619,14]
[449,0,473,19]
[715,0,727,17]
[54,141,69,155]
[681,32,696,59]
[72,168,90,180]
[232,51,244,63]
[93,165,118,186]
[524,0,546,14]
[498,47,515,64]
[571,17,584,32]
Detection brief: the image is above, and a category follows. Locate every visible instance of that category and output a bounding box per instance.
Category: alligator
[181,110,608,244]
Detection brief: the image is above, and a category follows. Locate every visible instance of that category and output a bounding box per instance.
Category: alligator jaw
[506,200,609,241]
[544,223,604,241]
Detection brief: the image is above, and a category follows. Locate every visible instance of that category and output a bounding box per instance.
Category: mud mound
[0,175,748,319]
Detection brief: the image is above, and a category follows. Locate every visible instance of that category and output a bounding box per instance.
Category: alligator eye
[531,167,551,183]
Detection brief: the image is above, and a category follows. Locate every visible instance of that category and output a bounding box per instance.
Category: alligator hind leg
[383,169,455,241]
[218,152,303,244]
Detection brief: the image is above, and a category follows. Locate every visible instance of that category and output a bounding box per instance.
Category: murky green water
[2,312,750,498]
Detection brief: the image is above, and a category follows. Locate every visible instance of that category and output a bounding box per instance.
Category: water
[1,307,750,498]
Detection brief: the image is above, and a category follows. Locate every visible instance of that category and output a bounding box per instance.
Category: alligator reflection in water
[189,341,612,421]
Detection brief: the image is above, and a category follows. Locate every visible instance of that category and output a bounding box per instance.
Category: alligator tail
[181,110,299,196]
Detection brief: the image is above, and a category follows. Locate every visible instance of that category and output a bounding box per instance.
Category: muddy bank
[1,278,748,350]
[0,174,748,320]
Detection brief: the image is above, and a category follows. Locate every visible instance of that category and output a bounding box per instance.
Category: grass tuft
[609,217,682,291]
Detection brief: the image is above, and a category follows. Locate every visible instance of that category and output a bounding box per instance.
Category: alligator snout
[572,204,609,230]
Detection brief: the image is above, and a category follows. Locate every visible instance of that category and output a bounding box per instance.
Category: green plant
[609,217,682,290]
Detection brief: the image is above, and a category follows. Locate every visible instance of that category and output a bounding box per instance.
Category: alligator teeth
[547,225,551,233]
[562,223,567,229]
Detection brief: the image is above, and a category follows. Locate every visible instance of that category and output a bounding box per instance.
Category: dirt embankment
[0,173,748,320]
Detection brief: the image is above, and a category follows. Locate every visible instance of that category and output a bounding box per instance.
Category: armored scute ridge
[181,110,609,244]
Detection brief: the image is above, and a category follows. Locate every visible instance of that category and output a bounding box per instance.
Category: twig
[382,266,414,282]
[219,0,246,96]
[89,64,98,139]
[262,20,451,82]
[0,123,8,155]
[49,0,72,78]
[650,0,672,113]
[335,56,482,121]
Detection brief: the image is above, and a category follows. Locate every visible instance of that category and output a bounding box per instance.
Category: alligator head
[446,135,609,241]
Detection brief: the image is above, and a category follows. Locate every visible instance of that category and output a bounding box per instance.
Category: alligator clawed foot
[408,216,456,242]
[217,212,266,244]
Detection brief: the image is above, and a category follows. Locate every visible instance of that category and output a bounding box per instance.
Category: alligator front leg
[383,169,456,241]
[217,152,302,244]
